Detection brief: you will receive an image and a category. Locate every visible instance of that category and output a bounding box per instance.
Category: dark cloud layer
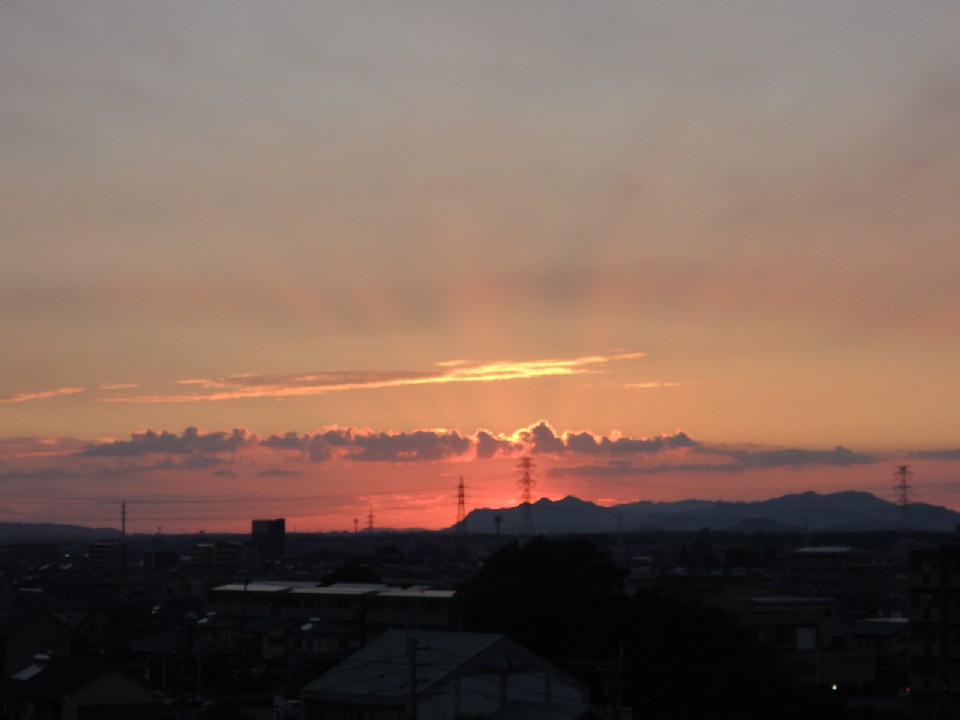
[256,468,302,477]
[84,427,253,456]
[78,422,704,467]
[549,462,743,477]
[548,444,876,478]
[0,468,78,481]
[565,430,699,454]
[737,446,875,468]
[263,428,474,463]
[476,430,519,459]
[523,421,699,456]
[909,449,960,461]
[70,424,877,480]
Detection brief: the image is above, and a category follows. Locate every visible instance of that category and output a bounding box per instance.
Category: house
[1,657,158,720]
[364,586,459,639]
[789,546,890,616]
[300,630,600,720]
[0,607,73,678]
[206,581,459,648]
[72,600,156,655]
[850,617,909,686]
[282,617,356,658]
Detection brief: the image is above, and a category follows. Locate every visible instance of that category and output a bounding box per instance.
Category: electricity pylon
[517,457,536,537]
[456,476,467,537]
[893,465,913,535]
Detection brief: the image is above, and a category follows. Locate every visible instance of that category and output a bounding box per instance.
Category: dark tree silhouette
[322,563,383,585]
[459,536,628,666]
[459,536,846,720]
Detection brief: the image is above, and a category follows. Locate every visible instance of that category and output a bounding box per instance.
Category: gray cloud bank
[66,422,878,473]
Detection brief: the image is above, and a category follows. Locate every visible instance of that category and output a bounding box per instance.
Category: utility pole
[407,636,420,720]
[121,501,128,573]
[614,641,625,720]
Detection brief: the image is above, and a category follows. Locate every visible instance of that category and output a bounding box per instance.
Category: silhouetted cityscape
[1,491,957,718]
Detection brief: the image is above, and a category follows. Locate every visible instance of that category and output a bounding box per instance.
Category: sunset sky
[2,2,959,533]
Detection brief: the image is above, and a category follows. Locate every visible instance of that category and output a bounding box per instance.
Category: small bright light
[832,684,838,691]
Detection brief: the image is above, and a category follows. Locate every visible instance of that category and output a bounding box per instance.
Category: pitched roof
[852,618,909,638]
[302,630,587,706]
[302,630,502,703]
[0,607,43,637]
[4,658,116,699]
[0,607,70,638]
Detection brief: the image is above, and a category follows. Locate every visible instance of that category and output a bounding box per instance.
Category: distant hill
[459,491,960,535]
[0,522,121,545]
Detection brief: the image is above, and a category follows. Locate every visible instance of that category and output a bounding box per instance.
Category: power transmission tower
[367,508,375,533]
[893,465,913,534]
[456,477,467,537]
[517,456,536,537]
[120,501,128,573]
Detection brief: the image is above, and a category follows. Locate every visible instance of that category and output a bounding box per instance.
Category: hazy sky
[2,2,959,532]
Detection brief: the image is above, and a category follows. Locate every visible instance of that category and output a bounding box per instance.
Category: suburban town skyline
[3,2,959,531]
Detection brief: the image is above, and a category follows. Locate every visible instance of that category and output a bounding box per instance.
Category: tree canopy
[458,536,844,719]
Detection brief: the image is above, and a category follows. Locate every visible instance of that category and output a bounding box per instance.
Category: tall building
[909,541,960,716]
[251,518,285,558]
[86,540,126,572]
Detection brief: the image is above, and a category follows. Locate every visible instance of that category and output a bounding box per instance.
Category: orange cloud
[99,382,139,390]
[623,381,690,389]
[0,386,84,405]
[101,352,647,404]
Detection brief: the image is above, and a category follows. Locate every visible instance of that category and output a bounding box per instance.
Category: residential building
[1,657,157,720]
[252,519,286,559]
[0,608,74,678]
[300,630,600,720]
[908,541,960,716]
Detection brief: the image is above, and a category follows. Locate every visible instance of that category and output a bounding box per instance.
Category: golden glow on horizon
[0,421,959,532]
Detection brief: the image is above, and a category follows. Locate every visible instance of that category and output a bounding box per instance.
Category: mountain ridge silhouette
[459,490,960,534]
